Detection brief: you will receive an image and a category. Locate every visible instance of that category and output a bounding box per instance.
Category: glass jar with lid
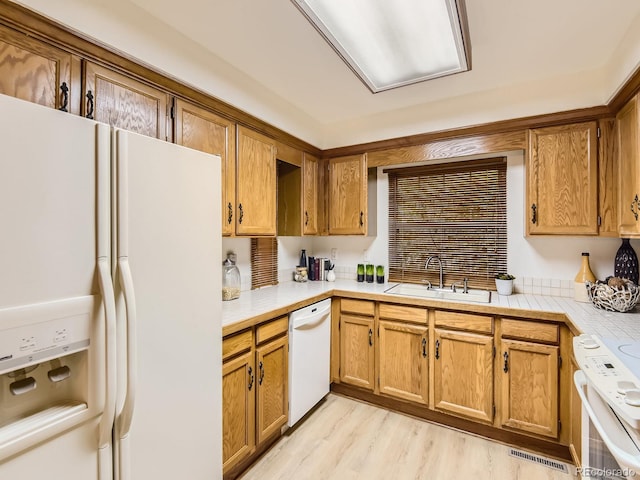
[222,252,241,301]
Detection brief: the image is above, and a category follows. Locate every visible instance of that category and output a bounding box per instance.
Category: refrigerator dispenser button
[47,366,71,383]
[10,377,37,396]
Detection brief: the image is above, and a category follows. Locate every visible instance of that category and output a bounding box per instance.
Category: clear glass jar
[222,252,241,301]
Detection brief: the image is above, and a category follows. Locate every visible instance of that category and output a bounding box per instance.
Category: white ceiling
[17,0,640,148]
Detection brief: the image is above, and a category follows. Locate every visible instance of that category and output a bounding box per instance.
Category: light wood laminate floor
[240,394,576,480]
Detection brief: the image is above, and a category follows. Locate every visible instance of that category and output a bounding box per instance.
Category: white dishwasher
[288,298,332,427]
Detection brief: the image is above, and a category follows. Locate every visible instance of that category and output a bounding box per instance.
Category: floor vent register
[508,448,570,473]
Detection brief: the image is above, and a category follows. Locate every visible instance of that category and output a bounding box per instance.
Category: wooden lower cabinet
[256,335,288,444]
[500,339,559,438]
[222,351,255,472]
[340,313,375,390]
[222,321,288,477]
[433,329,494,423]
[377,320,428,404]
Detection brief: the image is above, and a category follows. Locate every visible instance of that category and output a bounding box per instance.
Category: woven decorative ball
[586,279,640,313]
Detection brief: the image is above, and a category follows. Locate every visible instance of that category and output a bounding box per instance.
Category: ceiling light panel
[293,0,470,93]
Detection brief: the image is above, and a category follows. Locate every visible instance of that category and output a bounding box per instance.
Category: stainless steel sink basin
[384,283,492,303]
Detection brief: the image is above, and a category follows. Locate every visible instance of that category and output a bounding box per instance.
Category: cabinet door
[378,320,428,404]
[617,95,640,236]
[302,153,319,235]
[174,99,236,236]
[0,25,79,113]
[328,154,367,235]
[236,126,277,236]
[84,61,169,140]
[527,122,598,234]
[501,339,559,438]
[339,314,375,390]
[433,329,494,423]
[256,335,288,444]
[222,351,255,473]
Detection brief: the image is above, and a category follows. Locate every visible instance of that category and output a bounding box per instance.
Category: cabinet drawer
[379,303,427,324]
[256,316,288,345]
[340,298,375,316]
[434,311,493,334]
[501,319,559,344]
[222,329,252,361]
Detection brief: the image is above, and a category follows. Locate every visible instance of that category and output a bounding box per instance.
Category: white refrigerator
[0,94,222,479]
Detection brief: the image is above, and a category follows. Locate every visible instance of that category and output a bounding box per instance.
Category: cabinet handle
[248,366,254,390]
[238,203,244,224]
[368,328,373,346]
[503,352,509,373]
[632,194,639,221]
[227,202,233,224]
[258,361,264,385]
[531,203,537,224]
[85,90,94,119]
[359,211,364,227]
[58,82,69,112]
[435,339,440,359]
[305,211,309,226]
[421,338,427,358]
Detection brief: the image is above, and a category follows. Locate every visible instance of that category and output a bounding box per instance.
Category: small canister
[222,252,241,301]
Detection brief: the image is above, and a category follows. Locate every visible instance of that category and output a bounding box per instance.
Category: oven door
[574,371,640,479]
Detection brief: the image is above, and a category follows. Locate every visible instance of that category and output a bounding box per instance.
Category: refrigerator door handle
[96,258,117,480]
[116,258,138,442]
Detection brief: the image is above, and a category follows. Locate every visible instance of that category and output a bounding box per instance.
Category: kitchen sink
[384,283,492,303]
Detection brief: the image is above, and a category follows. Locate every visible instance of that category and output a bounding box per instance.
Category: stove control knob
[582,338,599,349]
[617,381,637,394]
[624,389,640,407]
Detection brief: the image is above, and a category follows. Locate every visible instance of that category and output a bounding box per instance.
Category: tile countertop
[221,279,640,340]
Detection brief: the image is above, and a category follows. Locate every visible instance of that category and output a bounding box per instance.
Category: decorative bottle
[614,238,639,284]
[574,252,596,303]
[222,252,241,301]
[299,249,307,268]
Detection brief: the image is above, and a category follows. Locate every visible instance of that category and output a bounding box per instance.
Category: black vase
[614,238,639,284]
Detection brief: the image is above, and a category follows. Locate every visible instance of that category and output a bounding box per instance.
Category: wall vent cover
[508,448,570,473]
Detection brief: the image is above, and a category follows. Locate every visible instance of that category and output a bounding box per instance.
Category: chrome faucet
[425,255,443,289]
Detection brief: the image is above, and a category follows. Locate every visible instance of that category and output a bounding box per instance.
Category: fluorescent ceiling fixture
[292,0,471,93]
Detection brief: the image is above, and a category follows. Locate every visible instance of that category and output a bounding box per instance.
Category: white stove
[574,335,640,479]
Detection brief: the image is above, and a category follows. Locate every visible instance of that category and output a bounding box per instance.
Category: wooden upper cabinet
[328,153,367,235]
[598,118,618,236]
[84,61,169,140]
[0,25,80,113]
[236,126,277,236]
[303,153,319,235]
[433,329,494,423]
[527,122,598,235]
[174,99,236,236]
[617,95,640,237]
[378,320,428,405]
[500,339,559,438]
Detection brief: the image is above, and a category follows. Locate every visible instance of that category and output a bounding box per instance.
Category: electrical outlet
[331,248,337,260]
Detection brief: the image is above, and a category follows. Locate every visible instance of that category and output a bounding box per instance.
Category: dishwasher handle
[291,305,331,330]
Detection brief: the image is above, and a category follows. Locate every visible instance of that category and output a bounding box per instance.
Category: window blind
[251,237,279,289]
[387,157,507,290]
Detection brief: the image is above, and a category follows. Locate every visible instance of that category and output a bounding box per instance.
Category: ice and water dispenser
[0,296,103,460]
